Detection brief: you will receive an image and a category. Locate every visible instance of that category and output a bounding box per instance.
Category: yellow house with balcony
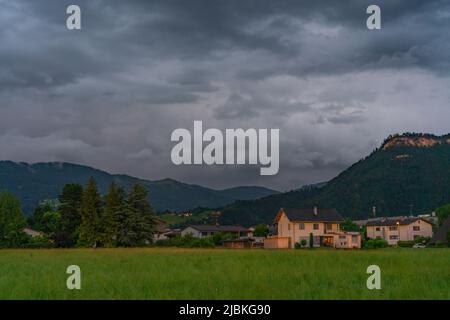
[264,207,361,249]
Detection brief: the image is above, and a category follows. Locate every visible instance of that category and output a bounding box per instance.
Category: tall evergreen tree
[79,177,103,247]
[59,183,83,239]
[115,204,140,247]
[116,183,155,247]
[0,192,27,247]
[103,182,125,246]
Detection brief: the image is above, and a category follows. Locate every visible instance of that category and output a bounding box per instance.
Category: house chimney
[313,206,318,216]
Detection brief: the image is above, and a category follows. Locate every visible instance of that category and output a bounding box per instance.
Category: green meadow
[0,248,448,300]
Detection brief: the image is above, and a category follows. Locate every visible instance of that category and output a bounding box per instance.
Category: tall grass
[0,248,448,299]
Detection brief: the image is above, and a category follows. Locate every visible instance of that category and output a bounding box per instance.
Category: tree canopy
[0,192,27,247]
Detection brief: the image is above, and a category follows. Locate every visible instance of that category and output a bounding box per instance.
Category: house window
[375,227,381,231]
[413,226,420,231]
[201,232,208,237]
[389,235,398,240]
[389,226,397,231]
[313,224,319,230]
[288,224,291,231]
[299,223,305,230]
[339,235,346,240]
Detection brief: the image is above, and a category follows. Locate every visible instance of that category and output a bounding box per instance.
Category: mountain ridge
[0,160,278,214]
[219,133,450,226]
[382,133,450,150]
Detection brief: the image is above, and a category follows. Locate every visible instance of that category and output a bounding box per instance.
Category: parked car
[412,243,426,249]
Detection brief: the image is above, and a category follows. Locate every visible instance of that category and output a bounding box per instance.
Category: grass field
[0,248,448,300]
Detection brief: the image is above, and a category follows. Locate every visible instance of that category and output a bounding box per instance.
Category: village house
[355,213,437,229]
[153,229,181,241]
[23,228,45,238]
[181,225,250,238]
[366,217,433,245]
[265,207,361,249]
[153,218,181,241]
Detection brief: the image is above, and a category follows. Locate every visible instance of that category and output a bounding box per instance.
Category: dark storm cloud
[0,0,449,190]
[2,0,449,92]
[3,0,449,91]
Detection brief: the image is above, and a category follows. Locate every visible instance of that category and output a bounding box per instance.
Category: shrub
[21,237,54,248]
[414,236,431,244]
[253,224,270,237]
[433,241,447,248]
[53,231,75,248]
[364,238,388,249]
[191,238,215,248]
[17,235,54,248]
[155,235,215,248]
[309,233,314,249]
[397,240,414,247]
[295,239,308,249]
[212,232,237,246]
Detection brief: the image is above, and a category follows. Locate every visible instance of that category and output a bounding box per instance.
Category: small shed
[222,237,254,249]
[264,236,290,249]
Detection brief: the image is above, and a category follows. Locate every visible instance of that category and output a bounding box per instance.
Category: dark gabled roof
[366,217,431,227]
[189,225,249,232]
[279,208,344,222]
[430,216,450,244]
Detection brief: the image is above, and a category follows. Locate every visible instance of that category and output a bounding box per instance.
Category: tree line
[0,177,156,248]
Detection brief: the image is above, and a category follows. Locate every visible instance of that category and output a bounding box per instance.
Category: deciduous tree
[0,192,27,247]
[436,204,450,226]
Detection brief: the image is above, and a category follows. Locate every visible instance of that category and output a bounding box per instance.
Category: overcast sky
[0,0,449,191]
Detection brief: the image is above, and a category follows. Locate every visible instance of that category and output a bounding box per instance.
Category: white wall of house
[181,227,202,238]
[367,219,433,245]
[333,233,361,249]
[400,219,433,240]
[181,227,224,238]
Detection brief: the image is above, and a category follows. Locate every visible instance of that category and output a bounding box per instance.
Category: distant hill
[219,133,450,226]
[0,161,278,214]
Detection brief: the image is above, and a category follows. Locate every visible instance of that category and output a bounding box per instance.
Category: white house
[181,225,249,238]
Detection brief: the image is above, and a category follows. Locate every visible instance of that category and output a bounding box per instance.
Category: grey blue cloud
[0,0,449,190]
